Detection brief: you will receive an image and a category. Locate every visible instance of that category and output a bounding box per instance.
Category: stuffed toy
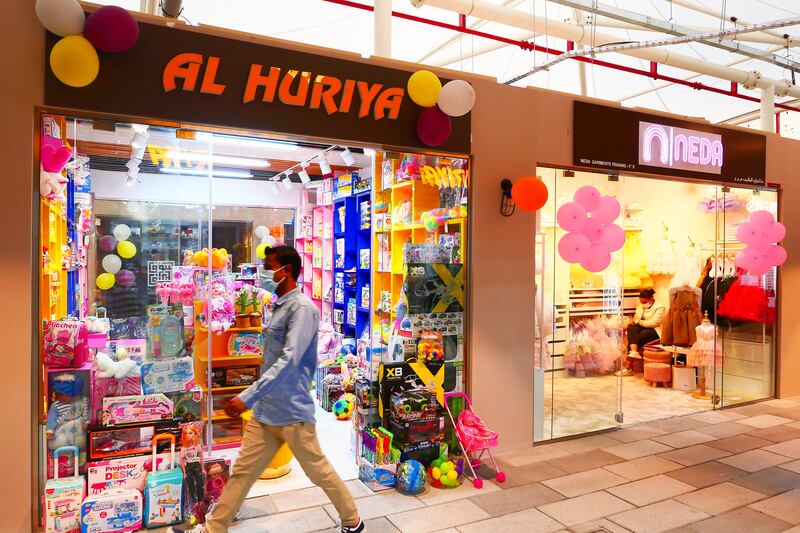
[204,282,235,334]
[95,351,139,379]
[40,165,69,202]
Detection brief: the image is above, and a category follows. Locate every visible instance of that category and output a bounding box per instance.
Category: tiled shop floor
[185,397,800,532]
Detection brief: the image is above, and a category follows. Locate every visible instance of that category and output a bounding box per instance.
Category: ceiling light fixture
[341,148,357,167]
[126,174,136,187]
[318,155,332,176]
[281,176,293,191]
[131,123,149,134]
[166,150,270,168]
[159,167,254,178]
[131,132,149,150]
[195,132,298,151]
[298,168,311,184]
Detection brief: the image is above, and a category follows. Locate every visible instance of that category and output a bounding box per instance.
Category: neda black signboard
[573,101,766,186]
[44,22,470,154]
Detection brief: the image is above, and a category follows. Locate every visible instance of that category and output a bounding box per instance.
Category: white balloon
[102,254,122,274]
[437,80,476,117]
[113,223,131,241]
[35,0,85,37]
[264,235,277,246]
[254,225,268,239]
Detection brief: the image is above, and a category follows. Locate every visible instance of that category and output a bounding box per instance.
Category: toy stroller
[444,392,506,489]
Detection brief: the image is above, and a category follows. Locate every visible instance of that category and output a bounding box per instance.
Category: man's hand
[225,397,248,419]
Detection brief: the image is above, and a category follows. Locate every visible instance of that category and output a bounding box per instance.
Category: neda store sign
[573,101,765,185]
[45,20,470,153]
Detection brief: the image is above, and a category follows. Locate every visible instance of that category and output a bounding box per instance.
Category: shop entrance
[534,167,778,441]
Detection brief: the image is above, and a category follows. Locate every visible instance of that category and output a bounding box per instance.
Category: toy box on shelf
[87,419,181,462]
[44,446,85,533]
[310,200,334,326]
[86,450,178,495]
[80,488,143,533]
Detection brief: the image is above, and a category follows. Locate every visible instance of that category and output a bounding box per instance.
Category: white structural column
[761,84,776,133]
[374,0,392,58]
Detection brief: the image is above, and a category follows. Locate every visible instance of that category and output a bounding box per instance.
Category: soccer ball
[332,395,354,420]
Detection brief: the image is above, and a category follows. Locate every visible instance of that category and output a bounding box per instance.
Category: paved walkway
[216,397,800,532]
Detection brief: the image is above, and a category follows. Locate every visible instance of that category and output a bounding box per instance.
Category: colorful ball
[396,460,427,495]
[332,397,353,420]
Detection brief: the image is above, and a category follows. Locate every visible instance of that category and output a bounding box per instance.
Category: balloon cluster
[512,176,549,212]
[96,224,136,290]
[36,0,140,88]
[734,211,787,276]
[557,186,625,273]
[254,225,278,259]
[428,455,464,488]
[407,70,476,147]
[421,206,467,233]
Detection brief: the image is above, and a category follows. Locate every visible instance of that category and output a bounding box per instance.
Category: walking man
[171,245,363,533]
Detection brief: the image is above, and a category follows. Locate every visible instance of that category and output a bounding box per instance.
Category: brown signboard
[44,22,470,154]
[573,101,766,186]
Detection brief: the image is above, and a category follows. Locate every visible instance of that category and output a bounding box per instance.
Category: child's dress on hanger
[717,272,776,324]
[648,234,678,275]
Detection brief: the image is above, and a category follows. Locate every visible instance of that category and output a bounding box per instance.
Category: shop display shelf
[392,181,413,190]
[198,355,263,363]
[392,223,423,231]
[200,384,250,393]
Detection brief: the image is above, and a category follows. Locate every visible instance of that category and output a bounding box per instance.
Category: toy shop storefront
[34,10,474,530]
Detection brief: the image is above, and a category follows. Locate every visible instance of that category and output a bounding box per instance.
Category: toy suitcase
[44,446,85,533]
[144,433,183,528]
[80,488,143,533]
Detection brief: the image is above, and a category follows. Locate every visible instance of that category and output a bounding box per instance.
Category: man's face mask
[260,264,287,292]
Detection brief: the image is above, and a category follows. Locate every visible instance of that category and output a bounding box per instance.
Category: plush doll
[204,282,235,334]
[47,374,88,452]
[183,250,194,266]
[40,165,69,202]
[94,351,139,379]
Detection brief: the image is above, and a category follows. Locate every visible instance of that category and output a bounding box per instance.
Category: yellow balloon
[96,272,115,290]
[446,469,458,480]
[117,240,137,259]
[256,243,267,259]
[407,70,442,108]
[49,35,100,88]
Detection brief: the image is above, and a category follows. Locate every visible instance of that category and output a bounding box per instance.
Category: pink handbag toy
[44,318,89,368]
[44,446,85,533]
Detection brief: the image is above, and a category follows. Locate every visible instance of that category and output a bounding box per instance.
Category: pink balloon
[765,244,787,266]
[84,6,140,53]
[558,232,591,264]
[416,107,452,147]
[599,223,626,252]
[574,186,602,211]
[750,210,775,227]
[556,202,588,232]
[591,196,621,224]
[736,247,763,272]
[748,262,771,277]
[764,221,786,243]
[580,244,612,273]
[99,235,117,252]
[581,218,604,243]
[736,222,763,245]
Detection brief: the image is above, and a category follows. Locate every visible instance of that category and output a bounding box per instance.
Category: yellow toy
[191,248,229,270]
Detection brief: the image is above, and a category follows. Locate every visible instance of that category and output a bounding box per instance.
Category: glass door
[535,168,626,441]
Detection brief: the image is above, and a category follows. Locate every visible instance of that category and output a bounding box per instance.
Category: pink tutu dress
[687,320,721,368]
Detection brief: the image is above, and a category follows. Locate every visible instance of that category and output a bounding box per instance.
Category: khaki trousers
[205,418,359,532]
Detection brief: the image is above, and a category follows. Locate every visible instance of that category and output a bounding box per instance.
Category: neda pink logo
[639,121,723,175]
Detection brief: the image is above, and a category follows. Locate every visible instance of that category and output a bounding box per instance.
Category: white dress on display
[687,317,722,368]
[648,233,678,275]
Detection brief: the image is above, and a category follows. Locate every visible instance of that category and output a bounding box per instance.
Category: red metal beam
[322,0,800,113]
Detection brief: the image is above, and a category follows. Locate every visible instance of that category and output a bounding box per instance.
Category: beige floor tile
[607,475,696,507]
[763,438,800,459]
[470,483,564,516]
[666,461,748,489]
[706,434,772,454]
[431,529,458,533]
[749,489,800,525]
[238,495,279,520]
[415,478,499,507]
[685,507,791,533]
[718,449,791,473]
[543,468,628,497]
[386,499,490,533]
[746,426,800,443]
[604,456,683,481]
[658,445,731,467]
[781,527,800,533]
[648,417,710,433]
[732,467,800,497]
[499,444,571,467]
[546,450,625,475]
[324,490,424,521]
[499,461,569,488]
[675,481,765,515]
[604,439,674,460]
[457,508,564,533]
[553,434,624,455]
[780,459,800,474]
[538,491,635,527]
[695,422,754,438]
[317,516,401,533]
[608,499,710,533]
[229,506,335,533]
[569,518,633,533]
[788,421,800,430]
[764,399,800,409]
[653,431,718,449]
[689,411,746,424]
[271,485,335,513]
[608,425,668,443]
[738,415,794,429]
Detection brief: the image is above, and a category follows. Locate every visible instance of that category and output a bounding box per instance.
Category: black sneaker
[341,518,365,532]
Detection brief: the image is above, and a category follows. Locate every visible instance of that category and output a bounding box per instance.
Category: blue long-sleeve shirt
[238,287,319,426]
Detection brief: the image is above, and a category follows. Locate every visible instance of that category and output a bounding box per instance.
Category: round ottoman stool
[644,362,671,387]
[643,347,671,365]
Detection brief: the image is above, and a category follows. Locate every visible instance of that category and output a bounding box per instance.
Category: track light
[127,165,140,178]
[269,181,280,194]
[341,148,356,167]
[298,169,311,184]
[281,176,293,191]
[126,159,140,172]
[131,124,149,134]
[131,132,149,150]
[132,145,146,160]
[318,155,332,176]
[126,174,136,187]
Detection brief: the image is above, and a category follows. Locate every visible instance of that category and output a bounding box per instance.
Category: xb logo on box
[386,367,403,378]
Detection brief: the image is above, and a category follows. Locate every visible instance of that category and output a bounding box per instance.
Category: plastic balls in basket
[395,459,427,495]
[332,393,355,420]
[427,454,464,489]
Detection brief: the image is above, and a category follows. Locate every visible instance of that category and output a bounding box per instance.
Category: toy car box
[87,419,180,462]
[390,389,438,422]
[166,387,202,422]
[101,394,173,427]
[86,451,178,495]
[389,416,444,446]
[378,361,444,425]
[80,488,143,533]
[143,434,183,528]
[141,356,195,394]
[44,446,85,533]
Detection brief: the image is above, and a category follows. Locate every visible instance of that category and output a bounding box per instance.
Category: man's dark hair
[264,245,302,280]
[639,288,655,300]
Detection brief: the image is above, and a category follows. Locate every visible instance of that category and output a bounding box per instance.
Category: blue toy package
[141,356,195,394]
[145,304,185,359]
[143,434,183,528]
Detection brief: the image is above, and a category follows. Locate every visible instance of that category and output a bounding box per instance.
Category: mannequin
[687,312,721,399]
